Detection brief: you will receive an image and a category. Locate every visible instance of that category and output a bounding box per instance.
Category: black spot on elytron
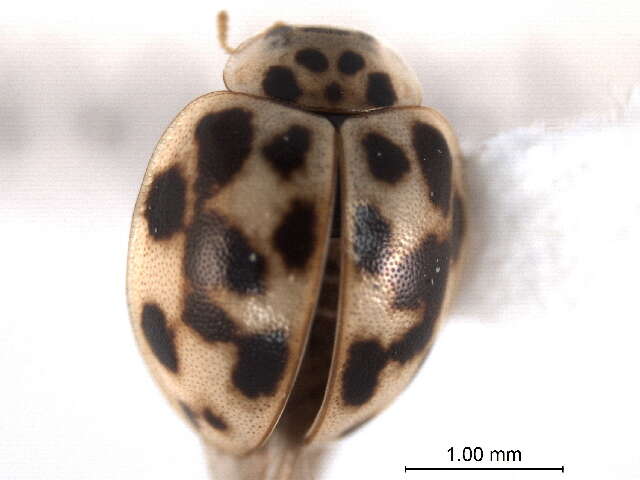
[144,166,186,240]
[225,223,266,295]
[337,50,365,75]
[232,330,289,398]
[183,292,237,342]
[272,200,316,270]
[392,235,450,311]
[203,408,228,431]
[324,82,343,103]
[195,108,253,197]
[179,401,200,429]
[262,125,311,179]
[141,304,178,373]
[412,122,452,215]
[353,204,391,274]
[185,212,266,295]
[340,237,451,405]
[295,48,329,72]
[340,315,441,405]
[299,26,352,36]
[366,72,397,107]
[388,308,437,364]
[361,132,410,183]
[262,66,303,102]
[342,340,388,406]
[451,193,465,262]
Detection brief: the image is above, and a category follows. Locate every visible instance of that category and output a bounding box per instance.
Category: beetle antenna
[217,11,235,54]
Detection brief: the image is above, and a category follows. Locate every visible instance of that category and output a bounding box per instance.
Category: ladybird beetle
[127,12,466,478]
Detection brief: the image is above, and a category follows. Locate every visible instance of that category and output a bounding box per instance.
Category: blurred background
[1,1,639,478]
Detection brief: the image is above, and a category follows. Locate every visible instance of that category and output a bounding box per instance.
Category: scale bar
[405,466,565,472]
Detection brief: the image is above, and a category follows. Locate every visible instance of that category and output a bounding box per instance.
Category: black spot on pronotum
[342,340,388,406]
[179,401,200,429]
[183,292,237,342]
[195,108,253,197]
[366,72,397,107]
[262,125,311,179]
[232,330,288,398]
[141,304,178,373]
[361,132,410,183]
[451,193,465,262]
[273,200,316,270]
[353,204,391,274]
[295,48,329,72]
[392,235,450,311]
[337,50,365,75]
[185,212,266,295]
[144,166,186,239]
[412,122,452,214]
[203,408,228,431]
[325,82,343,103]
[262,66,302,102]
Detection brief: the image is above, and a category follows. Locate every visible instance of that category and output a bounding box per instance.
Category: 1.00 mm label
[448,447,522,463]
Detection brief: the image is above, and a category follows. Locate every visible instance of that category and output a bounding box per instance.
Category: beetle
[127,12,466,479]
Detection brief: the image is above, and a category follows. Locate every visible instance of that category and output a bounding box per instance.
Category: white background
[1,1,639,479]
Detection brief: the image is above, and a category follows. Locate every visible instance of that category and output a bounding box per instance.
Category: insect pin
[127,11,466,479]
